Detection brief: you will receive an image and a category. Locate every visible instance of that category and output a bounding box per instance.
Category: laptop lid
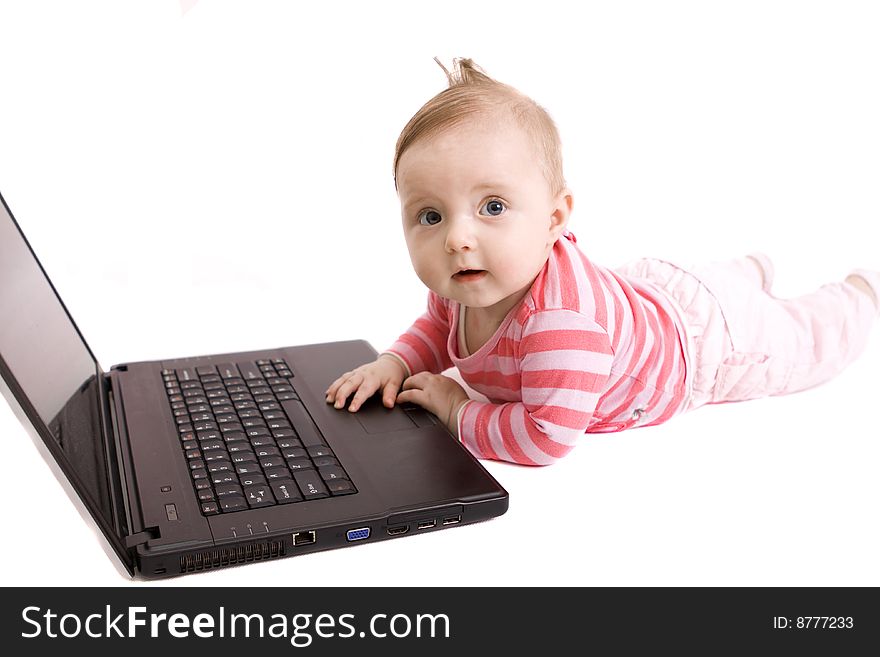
[0,191,133,573]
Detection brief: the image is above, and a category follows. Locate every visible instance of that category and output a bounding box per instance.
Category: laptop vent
[180,540,286,573]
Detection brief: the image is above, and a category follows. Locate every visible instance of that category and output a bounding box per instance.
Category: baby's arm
[326,291,454,411]
[383,290,454,376]
[457,309,612,466]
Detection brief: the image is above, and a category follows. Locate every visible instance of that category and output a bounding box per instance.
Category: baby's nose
[444,216,476,252]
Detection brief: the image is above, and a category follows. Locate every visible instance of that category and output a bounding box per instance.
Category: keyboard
[162,358,357,515]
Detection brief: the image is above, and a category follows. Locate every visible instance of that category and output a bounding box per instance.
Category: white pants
[615,256,877,411]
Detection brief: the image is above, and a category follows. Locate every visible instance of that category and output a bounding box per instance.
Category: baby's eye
[418,209,442,226]
[480,199,506,217]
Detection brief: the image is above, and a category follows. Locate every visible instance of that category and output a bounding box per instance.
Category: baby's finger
[348,379,381,412]
[395,388,423,406]
[400,372,428,391]
[331,374,363,408]
[382,381,400,408]
[325,371,354,400]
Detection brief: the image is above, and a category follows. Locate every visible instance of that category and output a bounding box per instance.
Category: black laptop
[0,190,508,579]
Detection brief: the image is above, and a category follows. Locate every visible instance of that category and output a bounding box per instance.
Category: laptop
[0,190,508,579]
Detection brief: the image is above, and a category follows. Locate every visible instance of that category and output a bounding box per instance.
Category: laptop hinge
[125,527,160,549]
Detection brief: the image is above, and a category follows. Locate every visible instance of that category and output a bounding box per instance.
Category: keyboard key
[259,456,285,470]
[176,367,198,382]
[249,435,275,448]
[244,485,275,508]
[277,438,303,451]
[293,471,330,500]
[282,447,307,460]
[307,445,334,459]
[217,363,240,379]
[318,465,347,481]
[215,483,243,497]
[237,361,263,381]
[226,441,253,453]
[193,421,218,432]
[212,472,238,486]
[239,474,267,487]
[312,456,339,468]
[264,466,292,481]
[235,462,262,475]
[327,479,356,496]
[271,480,302,504]
[286,457,313,472]
[201,502,220,515]
[220,496,248,512]
[204,451,232,463]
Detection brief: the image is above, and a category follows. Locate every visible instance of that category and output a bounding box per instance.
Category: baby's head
[394,58,572,317]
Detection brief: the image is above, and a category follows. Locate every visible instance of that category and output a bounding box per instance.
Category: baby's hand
[325,354,408,412]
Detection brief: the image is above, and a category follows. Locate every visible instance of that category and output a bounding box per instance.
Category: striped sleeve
[384,291,454,376]
[457,309,612,466]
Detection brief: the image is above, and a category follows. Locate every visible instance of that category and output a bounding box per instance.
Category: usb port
[442,515,461,525]
[417,519,437,530]
[346,527,371,542]
[386,525,409,536]
[293,530,316,546]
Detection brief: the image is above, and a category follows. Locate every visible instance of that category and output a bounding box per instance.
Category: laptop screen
[0,193,123,541]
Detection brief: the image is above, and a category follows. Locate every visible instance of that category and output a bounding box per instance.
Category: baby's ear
[548,188,573,241]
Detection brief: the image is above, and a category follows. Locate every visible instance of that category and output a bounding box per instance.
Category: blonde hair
[393,58,565,196]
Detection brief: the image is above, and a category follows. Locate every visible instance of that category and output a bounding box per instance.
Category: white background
[0,1,878,587]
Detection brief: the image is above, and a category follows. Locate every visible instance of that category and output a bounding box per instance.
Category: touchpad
[352,396,417,434]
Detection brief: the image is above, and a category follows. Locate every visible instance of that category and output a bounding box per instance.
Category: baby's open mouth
[453,269,487,281]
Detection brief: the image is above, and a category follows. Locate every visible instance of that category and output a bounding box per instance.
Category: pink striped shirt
[386,232,689,465]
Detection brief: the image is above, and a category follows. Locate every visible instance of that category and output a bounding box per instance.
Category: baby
[325,58,879,466]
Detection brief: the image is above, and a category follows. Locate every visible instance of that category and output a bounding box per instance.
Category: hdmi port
[386,525,410,536]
